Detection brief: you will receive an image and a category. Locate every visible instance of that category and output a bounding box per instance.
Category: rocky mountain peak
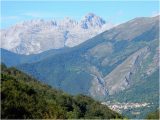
[59,17,78,28]
[1,13,114,55]
[80,13,106,29]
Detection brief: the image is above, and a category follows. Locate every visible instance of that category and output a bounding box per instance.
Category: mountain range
[1,13,114,55]
[1,15,159,119]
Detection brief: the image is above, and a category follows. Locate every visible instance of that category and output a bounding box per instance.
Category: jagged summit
[80,13,106,29]
[1,13,113,55]
[11,13,106,29]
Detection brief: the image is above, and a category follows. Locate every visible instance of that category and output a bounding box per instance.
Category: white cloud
[22,12,46,18]
[151,11,159,17]
[116,10,124,16]
[1,12,59,21]
[21,11,67,19]
[0,16,20,25]
[1,16,20,21]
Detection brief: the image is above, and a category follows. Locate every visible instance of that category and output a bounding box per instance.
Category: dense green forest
[146,110,159,119]
[1,64,123,119]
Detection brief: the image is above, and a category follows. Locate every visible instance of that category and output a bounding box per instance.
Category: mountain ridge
[1,13,114,55]
[14,16,159,96]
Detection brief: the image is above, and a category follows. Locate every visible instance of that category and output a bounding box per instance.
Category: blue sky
[1,0,159,28]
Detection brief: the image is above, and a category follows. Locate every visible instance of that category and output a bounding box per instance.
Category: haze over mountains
[1,15,159,119]
[1,13,114,55]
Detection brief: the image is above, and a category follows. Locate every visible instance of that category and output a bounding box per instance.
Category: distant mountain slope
[0,47,68,66]
[1,13,114,55]
[16,16,159,97]
[1,64,123,119]
[103,16,159,41]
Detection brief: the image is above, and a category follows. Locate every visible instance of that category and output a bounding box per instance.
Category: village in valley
[102,101,151,114]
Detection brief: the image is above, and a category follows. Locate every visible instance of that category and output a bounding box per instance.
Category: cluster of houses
[101,101,150,113]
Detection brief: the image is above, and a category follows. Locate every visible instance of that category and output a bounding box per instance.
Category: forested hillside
[146,110,159,119]
[1,64,123,119]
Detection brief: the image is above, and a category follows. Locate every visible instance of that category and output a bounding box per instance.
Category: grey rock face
[1,13,114,55]
[104,47,150,95]
[88,66,108,97]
